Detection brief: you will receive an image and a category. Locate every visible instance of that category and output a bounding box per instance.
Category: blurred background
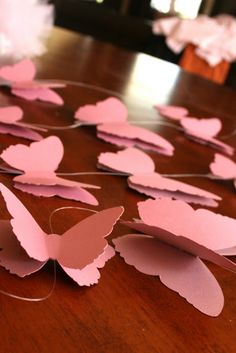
[51,0,236,88]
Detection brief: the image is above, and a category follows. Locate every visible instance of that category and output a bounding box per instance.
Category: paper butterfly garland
[0,105,45,141]
[180,117,234,155]
[210,153,236,189]
[0,59,64,105]
[75,97,128,125]
[0,136,100,205]
[98,147,221,207]
[0,183,124,286]
[97,122,174,156]
[155,104,188,121]
[113,198,236,316]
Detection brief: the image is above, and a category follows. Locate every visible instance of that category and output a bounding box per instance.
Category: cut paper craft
[0,136,100,205]
[97,122,174,156]
[0,183,123,285]
[210,153,236,189]
[75,97,128,125]
[98,147,221,207]
[113,198,236,316]
[155,104,188,121]
[0,60,64,105]
[98,147,155,175]
[0,105,45,141]
[180,117,234,155]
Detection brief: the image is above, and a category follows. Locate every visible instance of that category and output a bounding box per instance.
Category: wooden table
[0,27,236,353]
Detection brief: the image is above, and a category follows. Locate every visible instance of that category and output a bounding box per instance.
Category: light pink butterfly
[0,105,45,141]
[0,136,100,205]
[155,104,188,121]
[0,59,64,105]
[0,183,123,285]
[180,117,234,155]
[113,198,236,316]
[97,122,174,156]
[98,147,221,207]
[210,153,236,189]
[75,97,128,125]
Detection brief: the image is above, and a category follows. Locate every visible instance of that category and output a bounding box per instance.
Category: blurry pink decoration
[153,15,236,66]
[210,153,236,189]
[98,147,155,175]
[155,104,188,121]
[0,59,64,105]
[0,183,123,286]
[75,97,128,125]
[98,147,221,207]
[0,136,100,205]
[97,122,174,156]
[0,0,53,60]
[180,117,234,155]
[0,105,45,140]
[113,198,236,316]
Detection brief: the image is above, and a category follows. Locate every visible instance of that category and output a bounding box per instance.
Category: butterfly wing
[57,206,124,269]
[114,234,224,316]
[0,220,46,277]
[0,59,36,82]
[11,87,64,106]
[181,117,222,138]
[98,147,155,175]
[210,153,236,179]
[61,245,115,286]
[1,136,64,173]
[0,183,49,262]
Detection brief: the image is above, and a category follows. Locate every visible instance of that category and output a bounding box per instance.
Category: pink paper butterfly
[75,97,128,125]
[0,105,45,141]
[0,183,123,286]
[0,136,100,205]
[0,60,64,105]
[180,117,234,155]
[210,153,236,189]
[97,122,174,156]
[155,104,188,121]
[113,198,236,316]
[98,147,221,207]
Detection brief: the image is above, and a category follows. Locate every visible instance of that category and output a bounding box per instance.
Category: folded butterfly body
[0,183,124,285]
[97,122,174,156]
[113,198,236,316]
[128,172,221,207]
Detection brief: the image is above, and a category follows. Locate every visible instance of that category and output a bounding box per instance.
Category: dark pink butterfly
[0,183,123,285]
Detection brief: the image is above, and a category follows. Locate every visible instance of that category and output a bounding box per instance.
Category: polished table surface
[0,27,236,353]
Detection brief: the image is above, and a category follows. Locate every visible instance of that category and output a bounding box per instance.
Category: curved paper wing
[210,153,236,179]
[0,60,36,82]
[57,206,124,269]
[98,147,155,175]
[114,234,224,316]
[61,245,115,286]
[0,106,23,123]
[0,183,49,262]
[12,87,64,106]
[1,136,64,173]
[75,97,128,124]
[137,198,236,251]
[0,220,46,277]
[181,117,222,138]
[155,104,188,120]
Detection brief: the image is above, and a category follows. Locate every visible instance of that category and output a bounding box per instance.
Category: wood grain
[0,27,235,353]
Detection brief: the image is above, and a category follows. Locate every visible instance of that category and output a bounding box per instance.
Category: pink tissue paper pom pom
[0,0,54,61]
